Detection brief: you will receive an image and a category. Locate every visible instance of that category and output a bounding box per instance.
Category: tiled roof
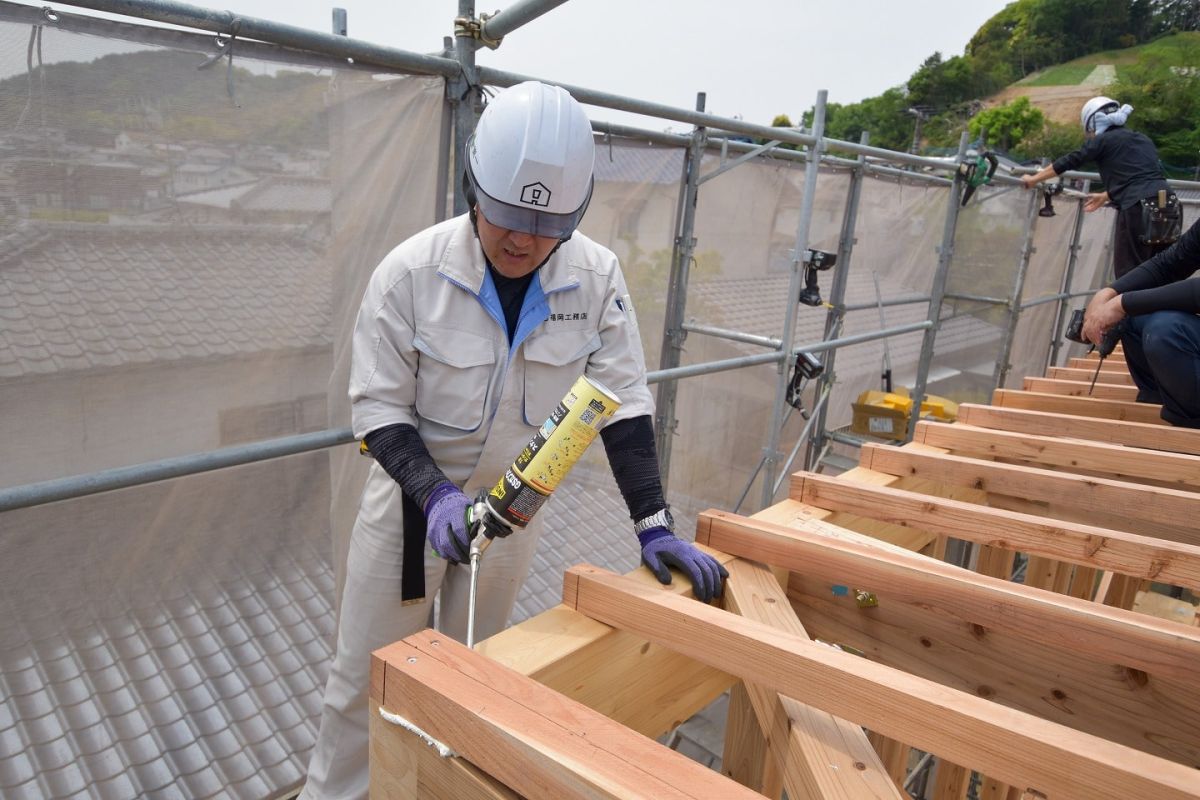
[238,178,330,215]
[691,271,1002,381]
[0,223,330,379]
[593,145,684,185]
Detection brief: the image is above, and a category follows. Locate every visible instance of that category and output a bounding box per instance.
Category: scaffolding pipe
[654,93,707,492]
[761,90,826,510]
[478,0,568,43]
[1048,183,1090,368]
[681,322,781,349]
[774,387,832,496]
[840,294,930,312]
[45,0,461,76]
[904,132,970,443]
[992,183,1043,389]
[1020,292,1072,310]
[647,321,932,384]
[0,429,356,514]
[0,320,930,515]
[38,0,1200,193]
[451,1,481,215]
[943,291,1009,306]
[810,131,869,471]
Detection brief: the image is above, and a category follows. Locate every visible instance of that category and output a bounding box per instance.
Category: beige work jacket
[349,214,654,510]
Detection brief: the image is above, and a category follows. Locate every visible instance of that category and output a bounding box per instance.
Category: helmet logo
[520,182,551,207]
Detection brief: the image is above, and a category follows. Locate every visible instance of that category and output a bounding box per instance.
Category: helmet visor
[473,178,593,240]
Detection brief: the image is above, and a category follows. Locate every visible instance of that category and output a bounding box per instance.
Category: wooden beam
[860,442,1200,546]
[1046,366,1134,385]
[792,472,1200,592]
[694,509,1200,682]
[561,565,1200,800]
[1022,376,1138,401]
[373,631,762,800]
[956,403,1200,455]
[721,558,902,799]
[369,699,519,799]
[914,420,1200,490]
[1068,356,1129,371]
[993,388,1165,424]
[784,570,1200,767]
[721,682,781,797]
[476,558,736,739]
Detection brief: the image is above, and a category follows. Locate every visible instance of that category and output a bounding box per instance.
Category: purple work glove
[637,527,728,603]
[424,482,473,564]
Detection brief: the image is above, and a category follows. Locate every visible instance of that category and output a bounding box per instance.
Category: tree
[907,52,977,109]
[1153,0,1200,32]
[768,114,800,151]
[803,88,913,152]
[968,96,1046,152]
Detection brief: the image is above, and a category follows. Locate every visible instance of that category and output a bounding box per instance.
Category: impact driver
[1064,308,1126,395]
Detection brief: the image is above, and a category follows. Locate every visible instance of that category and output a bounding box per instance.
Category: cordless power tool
[1064,308,1126,395]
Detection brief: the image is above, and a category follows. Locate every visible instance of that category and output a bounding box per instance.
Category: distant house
[10,157,169,214]
[170,162,257,194]
[171,175,331,227]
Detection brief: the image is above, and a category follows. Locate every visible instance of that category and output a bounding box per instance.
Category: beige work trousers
[297,496,543,800]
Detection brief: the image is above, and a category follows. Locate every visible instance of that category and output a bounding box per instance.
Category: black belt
[400,490,427,604]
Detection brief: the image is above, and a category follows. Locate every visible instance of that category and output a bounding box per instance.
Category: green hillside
[788,1,1200,171]
[1018,31,1200,85]
[0,49,330,147]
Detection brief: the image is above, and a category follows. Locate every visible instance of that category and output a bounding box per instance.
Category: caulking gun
[463,374,621,647]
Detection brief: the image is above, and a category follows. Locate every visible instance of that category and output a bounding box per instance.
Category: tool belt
[1138,190,1183,246]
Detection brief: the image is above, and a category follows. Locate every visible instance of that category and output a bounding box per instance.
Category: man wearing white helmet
[298,80,726,799]
[1021,95,1179,278]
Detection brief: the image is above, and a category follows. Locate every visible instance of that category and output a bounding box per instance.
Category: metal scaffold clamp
[454,11,504,50]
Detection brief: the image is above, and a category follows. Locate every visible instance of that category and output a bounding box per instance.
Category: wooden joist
[913,420,1200,490]
[694,509,1200,682]
[1067,356,1128,371]
[791,471,1200,592]
[720,558,903,799]
[477,556,736,740]
[956,403,1200,455]
[860,442,1200,546]
[561,564,1200,800]
[371,629,762,800]
[369,348,1200,798]
[1046,365,1134,385]
[1022,376,1138,401]
[993,388,1164,424]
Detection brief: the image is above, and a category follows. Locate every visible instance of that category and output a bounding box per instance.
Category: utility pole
[906,106,929,155]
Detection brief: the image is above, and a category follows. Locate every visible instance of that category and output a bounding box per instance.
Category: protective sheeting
[0,5,1121,798]
[0,11,443,797]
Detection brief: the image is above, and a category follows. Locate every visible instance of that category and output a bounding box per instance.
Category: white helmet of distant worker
[1080,95,1119,133]
[465,81,595,240]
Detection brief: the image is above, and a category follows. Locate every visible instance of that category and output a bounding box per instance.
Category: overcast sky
[3,0,1014,130]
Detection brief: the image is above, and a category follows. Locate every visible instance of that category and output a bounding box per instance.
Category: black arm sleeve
[362,423,452,509]
[1112,218,1200,312]
[600,414,667,522]
[1051,137,1101,176]
[1121,278,1200,316]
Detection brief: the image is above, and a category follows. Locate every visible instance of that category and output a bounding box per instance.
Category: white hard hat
[466,81,595,239]
[1080,96,1119,133]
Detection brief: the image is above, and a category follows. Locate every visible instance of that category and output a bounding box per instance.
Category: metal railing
[8,0,1198,515]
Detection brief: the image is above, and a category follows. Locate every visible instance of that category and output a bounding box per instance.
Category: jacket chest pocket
[523,329,600,424]
[413,329,496,431]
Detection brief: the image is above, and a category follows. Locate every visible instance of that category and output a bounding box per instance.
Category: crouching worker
[1083,217,1200,428]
